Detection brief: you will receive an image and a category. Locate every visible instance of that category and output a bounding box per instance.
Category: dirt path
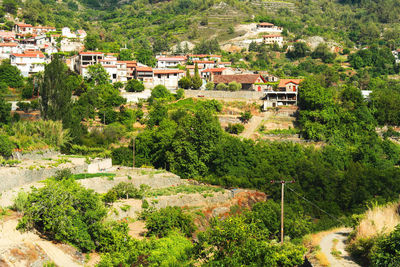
[319,228,360,267]
[0,217,83,266]
[240,116,263,139]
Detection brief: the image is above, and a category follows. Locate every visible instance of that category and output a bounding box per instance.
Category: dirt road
[319,228,360,267]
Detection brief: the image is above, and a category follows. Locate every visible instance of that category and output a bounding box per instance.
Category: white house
[76,51,104,74]
[61,27,77,39]
[10,51,46,77]
[156,56,187,68]
[14,23,34,34]
[188,54,222,62]
[193,60,216,69]
[256,23,283,33]
[263,35,284,47]
[153,69,185,90]
[76,30,87,41]
[0,43,21,59]
[264,79,303,107]
[0,31,16,42]
[33,26,56,34]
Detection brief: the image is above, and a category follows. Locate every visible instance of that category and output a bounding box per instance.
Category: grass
[315,251,330,266]
[261,128,299,136]
[355,202,400,240]
[146,184,224,197]
[71,173,116,180]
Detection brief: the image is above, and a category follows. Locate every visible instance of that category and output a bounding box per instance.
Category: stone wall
[0,164,87,192]
[184,90,264,100]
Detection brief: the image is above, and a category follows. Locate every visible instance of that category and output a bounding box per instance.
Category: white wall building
[256,23,283,33]
[263,35,284,47]
[153,69,185,89]
[61,27,77,39]
[0,43,21,59]
[10,51,46,77]
[156,56,187,68]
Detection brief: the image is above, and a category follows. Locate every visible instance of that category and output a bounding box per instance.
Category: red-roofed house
[263,35,283,46]
[118,61,137,80]
[156,56,187,68]
[256,23,283,33]
[193,60,216,69]
[153,69,185,89]
[14,23,33,34]
[264,79,303,107]
[188,54,222,62]
[135,66,154,88]
[201,67,235,80]
[0,43,21,59]
[213,74,267,91]
[0,31,16,42]
[10,51,46,77]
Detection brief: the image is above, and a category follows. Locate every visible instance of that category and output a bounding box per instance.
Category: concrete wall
[184,90,264,100]
[87,158,112,173]
[0,164,87,192]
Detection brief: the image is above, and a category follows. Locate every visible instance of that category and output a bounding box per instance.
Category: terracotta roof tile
[213,74,266,84]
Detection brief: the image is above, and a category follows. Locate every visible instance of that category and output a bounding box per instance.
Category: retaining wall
[185,90,264,100]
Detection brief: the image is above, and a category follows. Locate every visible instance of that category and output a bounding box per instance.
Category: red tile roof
[11,52,45,58]
[219,62,231,65]
[201,68,226,73]
[258,22,274,26]
[136,66,153,72]
[0,43,18,47]
[278,79,303,88]
[213,74,266,84]
[80,51,104,55]
[193,60,215,64]
[189,54,222,58]
[263,35,282,38]
[16,23,33,27]
[154,69,184,74]
[157,56,187,61]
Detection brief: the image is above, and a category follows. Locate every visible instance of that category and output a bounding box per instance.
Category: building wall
[184,90,264,100]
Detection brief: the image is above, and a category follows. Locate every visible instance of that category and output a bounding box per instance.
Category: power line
[286,185,344,224]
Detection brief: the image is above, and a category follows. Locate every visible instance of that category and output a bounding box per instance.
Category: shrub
[0,134,13,158]
[54,168,73,181]
[145,206,195,237]
[371,225,400,266]
[17,179,107,252]
[176,88,185,100]
[225,123,244,134]
[111,146,132,166]
[16,101,30,113]
[125,79,145,92]
[239,111,252,123]
[228,81,242,91]
[22,84,33,99]
[12,190,29,212]
[216,83,228,91]
[108,182,143,200]
[205,81,215,90]
[178,76,192,89]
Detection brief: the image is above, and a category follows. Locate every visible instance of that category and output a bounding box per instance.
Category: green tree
[86,64,110,85]
[191,63,202,89]
[205,81,214,90]
[0,134,13,158]
[287,42,310,59]
[125,79,145,92]
[216,83,228,90]
[228,81,241,91]
[118,49,133,60]
[84,33,100,51]
[39,57,72,121]
[0,61,24,88]
[3,0,18,14]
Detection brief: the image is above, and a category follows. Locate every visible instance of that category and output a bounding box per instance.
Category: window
[112,74,117,79]
[158,74,161,78]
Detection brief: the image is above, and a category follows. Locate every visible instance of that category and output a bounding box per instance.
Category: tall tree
[39,57,72,121]
[192,63,202,89]
[86,64,110,85]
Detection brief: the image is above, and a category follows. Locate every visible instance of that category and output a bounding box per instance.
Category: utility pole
[270,179,295,245]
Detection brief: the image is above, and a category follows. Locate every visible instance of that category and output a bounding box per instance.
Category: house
[76,51,104,74]
[156,56,187,68]
[0,31,16,42]
[263,35,284,47]
[76,30,87,41]
[118,60,137,80]
[256,23,283,33]
[14,23,34,34]
[213,74,267,91]
[153,69,185,90]
[135,66,153,88]
[264,79,303,107]
[185,64,204,76]
[188,54,222,62]
[0,43,21,59]
[61,27,77,39]
[201,67,235,80]
[218,61,231,67]
[10,51,46,77]
[193,60,216,69]
[33,26,56,34]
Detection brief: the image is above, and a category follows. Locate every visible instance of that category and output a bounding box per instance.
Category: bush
[205,81,215,90]
[17,179,107,252]
[111,146,132,166]
[239,111,253,123]
[16,101,30,113]
[371,225,400,266]
[176,88,185,100]
[216,83,228,91]
[22,84,33,99]
[108,182,143,200]
[0,134,13,158]
[225,123,244,134]
[178,76,192,89]
[145,206,195,237]
[54,168,73,181]
[125,79,145,92]
[12,190,29,212]
[228,81,242,91]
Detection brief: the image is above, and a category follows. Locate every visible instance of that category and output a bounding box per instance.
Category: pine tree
[192,63,202,89]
